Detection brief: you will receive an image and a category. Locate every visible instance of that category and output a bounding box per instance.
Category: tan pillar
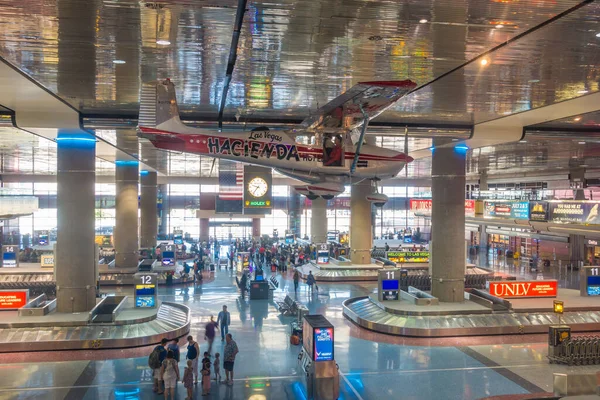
[115,161,139,269]
[350,180,373,264]
[140,171,157,249]
[55,133,97,312]
[200,218,209,242]
[310,198,327,243]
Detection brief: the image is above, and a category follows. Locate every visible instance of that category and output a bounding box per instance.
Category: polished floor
[0,264,595,400]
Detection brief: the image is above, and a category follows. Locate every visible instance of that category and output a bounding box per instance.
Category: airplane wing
[299,80,417,133]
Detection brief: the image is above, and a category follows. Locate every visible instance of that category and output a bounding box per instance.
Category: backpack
[148,347,162,369]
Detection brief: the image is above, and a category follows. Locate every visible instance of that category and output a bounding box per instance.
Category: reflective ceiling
[0,0,598,180]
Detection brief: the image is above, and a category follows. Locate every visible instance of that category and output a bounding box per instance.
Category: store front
[586,239,600,265]
[209,219,253,241]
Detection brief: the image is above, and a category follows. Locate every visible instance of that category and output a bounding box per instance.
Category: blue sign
[314,327,334,361]
[483,201,529,220]
[135,296,156,307]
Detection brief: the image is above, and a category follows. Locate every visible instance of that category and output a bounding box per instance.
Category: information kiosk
[300,315,339,400]
[160,244,176,267]
[1,245,18,268]
[378,269,400,301]
[133,273,157,308]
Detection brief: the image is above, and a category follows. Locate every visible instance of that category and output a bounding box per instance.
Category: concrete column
[431,146,466,302]
[55,133,97,313]
[139,171,157,249]
[200,218,209,242]
[350,180,373,265]
[252,218,261,239]
[479,224,488,253]
[115,161,139,270]
[158,184,169,237]
[310,197,327,243]
[288,189,302,237]
[569,234,585,265]
[479,170,488,191]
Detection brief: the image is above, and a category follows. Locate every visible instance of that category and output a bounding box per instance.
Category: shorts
[164,376,177,389]
[223,361,234,371]
[153,368,162,380]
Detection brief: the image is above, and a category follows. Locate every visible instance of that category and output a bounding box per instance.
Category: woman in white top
[160,351,180,400]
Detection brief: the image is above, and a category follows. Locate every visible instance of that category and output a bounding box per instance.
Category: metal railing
[549,336,600,365]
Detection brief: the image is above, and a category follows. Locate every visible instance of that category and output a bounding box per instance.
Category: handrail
[112,296,129,318]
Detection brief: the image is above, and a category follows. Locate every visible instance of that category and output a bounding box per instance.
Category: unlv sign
[488,280,558,298]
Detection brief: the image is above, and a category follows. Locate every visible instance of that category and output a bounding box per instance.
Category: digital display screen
[162,251,175,259]
[174,239,183,245]
[255,275,264,281]
[382,280,399,290]
[317,256,329,264]
[588,276,600,286]
[3,253,16,261]
[135,284,156,296]
[135,296,156,308]
[314,327,334,362]
[588,286,600,296]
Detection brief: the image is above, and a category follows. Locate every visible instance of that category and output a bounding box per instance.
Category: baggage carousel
[343,296,600,337]
[0,301,190,352]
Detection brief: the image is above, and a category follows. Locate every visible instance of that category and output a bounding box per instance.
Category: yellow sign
[553,300,564,314]
[40,254,54,268]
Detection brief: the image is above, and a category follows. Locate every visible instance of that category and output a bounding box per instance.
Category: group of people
[149,305,239,398]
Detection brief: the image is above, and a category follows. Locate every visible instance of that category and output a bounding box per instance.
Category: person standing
[293,269,300,293]
[186,335,200,385]
[217,305,231,341]
[150,338,169,394]
[204,315,219,355]
[201,351,211,396]
[160,351,180,400]
[306,271,316,294]
[223,333,239,386]
[182,360,194,400]
[167,338,180,362]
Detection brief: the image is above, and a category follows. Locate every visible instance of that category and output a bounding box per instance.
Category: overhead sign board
[40,254,54,268]
[483,201,529,220]
[1,245,18,268]
[548,201,600,225]
[529,201,549,222]
[487,280,557,298]
[386,251,429,263]
[409,199,475,216]
[378,269,400,301]
[244,165,272,210]
[0,289,28,310]
[134,273,157,308]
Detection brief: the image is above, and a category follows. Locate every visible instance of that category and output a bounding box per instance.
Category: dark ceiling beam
[217,0,248,132]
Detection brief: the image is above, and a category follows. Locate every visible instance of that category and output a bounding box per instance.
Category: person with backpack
[160,351,180,400]
[149,338,168,394]
[186,335,200,385]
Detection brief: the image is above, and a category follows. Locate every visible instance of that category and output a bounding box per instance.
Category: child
[182,359,194,400]
[213,352,221,382]
[201,351,211,396]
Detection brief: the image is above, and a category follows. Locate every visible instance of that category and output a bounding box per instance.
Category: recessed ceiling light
[495,24,504,29]
[578,141,586,144]
[572,156,578,159]
[156,40,171,46]
[452,138,459,141]
[519,140,527,143]
[596,32,600,38]
[480,58,489,66]
[574,117,582,122]
[528,79,540,83]
[503,111,511,115]
[112,60,126,64]
[577,90,589,94]
[419,19,428,24]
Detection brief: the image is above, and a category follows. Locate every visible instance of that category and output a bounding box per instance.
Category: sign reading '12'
[488,280,558,298]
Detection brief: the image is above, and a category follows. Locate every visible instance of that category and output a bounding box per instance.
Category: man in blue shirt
[217,305,231,341]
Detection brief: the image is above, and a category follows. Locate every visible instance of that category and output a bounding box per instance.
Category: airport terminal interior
[2,0,600,399]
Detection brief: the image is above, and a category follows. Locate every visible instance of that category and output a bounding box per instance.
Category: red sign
[488,280,558,298]
[410,199,475,216]
[0,290,28,309]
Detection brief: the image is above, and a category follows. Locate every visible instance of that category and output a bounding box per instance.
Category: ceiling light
[596,32,600,38]
[495,24,504,29]
[519,140,527,143]
[156,40,171,46]
[419,19,428,24]
[480,58,489,66]
[112,60,126,64]
[571,156,578,159]
[577,90,589,94]
[452,138,459,141]
[528,79,540,83]
[578,141,586,144]
[574,117,582,122]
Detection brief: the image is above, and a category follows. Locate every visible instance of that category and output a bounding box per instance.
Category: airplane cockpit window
[323,134,343,167]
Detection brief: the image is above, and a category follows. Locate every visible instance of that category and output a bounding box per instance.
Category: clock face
[248,177,268,198]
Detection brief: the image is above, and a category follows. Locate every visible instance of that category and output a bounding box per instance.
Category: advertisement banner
[0,289,28,309]
[410,199,476,216]
[549,201,600,224]
[530,201,549,222]
[314,327,334,362]
[487,280,557,298]
[483,201,529,220]
[386,251,429,263]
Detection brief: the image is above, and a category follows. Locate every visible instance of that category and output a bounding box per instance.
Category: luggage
[290,334,300,345]
[210,263,215,271]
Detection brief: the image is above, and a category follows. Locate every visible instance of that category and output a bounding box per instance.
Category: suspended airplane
[138,78,416,203]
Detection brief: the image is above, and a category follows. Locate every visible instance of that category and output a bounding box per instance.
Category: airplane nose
[406,155,414,163]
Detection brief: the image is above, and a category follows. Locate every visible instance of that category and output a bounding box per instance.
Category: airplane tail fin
[139,79,184,129]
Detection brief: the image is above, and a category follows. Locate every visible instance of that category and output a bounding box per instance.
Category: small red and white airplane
[138,78,415,201]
